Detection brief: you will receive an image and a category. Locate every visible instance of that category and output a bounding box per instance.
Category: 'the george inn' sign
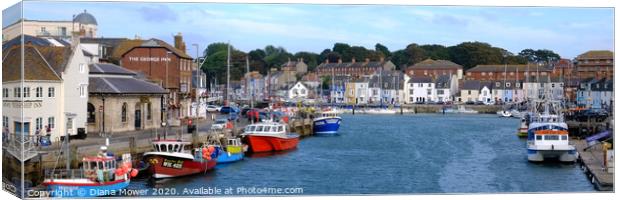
[128,56,172,62]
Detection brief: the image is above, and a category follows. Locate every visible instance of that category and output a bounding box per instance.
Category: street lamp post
[164,51,172,138]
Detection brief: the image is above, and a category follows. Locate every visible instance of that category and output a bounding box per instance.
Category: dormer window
[495,82,500,87]
[506,82,511,87]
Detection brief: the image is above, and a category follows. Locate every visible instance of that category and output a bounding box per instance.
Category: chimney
[174,32,186,53]
[352,58,356,63]
[338,59,342,64]
[380,56,385,62]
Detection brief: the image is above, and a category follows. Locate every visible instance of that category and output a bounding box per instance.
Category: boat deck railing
[2,133,39,161]
[44,169,87,180]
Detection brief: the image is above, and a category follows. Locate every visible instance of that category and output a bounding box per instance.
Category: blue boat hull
[313,118,341,135]
[46,179,129,197]
[216,151,244,164]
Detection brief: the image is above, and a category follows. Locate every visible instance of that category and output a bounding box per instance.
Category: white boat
[526,100,576,162]
[365,108,397,114]
[497,110,512,117]
[441,106,478,114]
[510,109,523,118]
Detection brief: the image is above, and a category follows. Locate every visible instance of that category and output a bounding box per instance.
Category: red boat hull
[146,155,216,179]
[246,135,299,152]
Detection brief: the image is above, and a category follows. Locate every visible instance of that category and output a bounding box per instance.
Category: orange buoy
[130,168,138,177]
[115,168,124,176]
[208,146,215,153]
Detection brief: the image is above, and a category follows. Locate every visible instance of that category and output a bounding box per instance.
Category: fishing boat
[442,106,478,114]
[143,139,217,179]
[526,100,576,162]
[242,121,300,152]
[215,138,245,164]
[42,148,136,197]
[313,110,342,135]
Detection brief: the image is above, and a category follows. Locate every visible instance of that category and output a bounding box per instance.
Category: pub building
[116,33,194,122]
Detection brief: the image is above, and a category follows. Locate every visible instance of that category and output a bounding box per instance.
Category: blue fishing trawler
[313,110,342,135]
[216,138,245,164]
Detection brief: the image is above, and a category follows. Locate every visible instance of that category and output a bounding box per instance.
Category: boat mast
[246,56,253,108]
[226,42,231,104]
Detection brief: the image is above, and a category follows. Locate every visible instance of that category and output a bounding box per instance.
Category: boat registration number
[162,159,184,169]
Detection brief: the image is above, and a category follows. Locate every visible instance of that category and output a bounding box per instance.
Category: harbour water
[127,114,595,195]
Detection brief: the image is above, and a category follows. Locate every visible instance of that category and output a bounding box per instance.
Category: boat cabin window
[544,135,559,140]
[536,135,542,140]
[256,126,264,132]
[278,126,284,132]
[247,125,256,132]
[561,135,568,140]
[270,126,277,132]
[174,144,180,152]
[161,144,167,152]
[154,144,159,152]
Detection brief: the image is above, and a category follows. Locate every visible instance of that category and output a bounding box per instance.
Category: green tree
[391,50,408,70]
[375,43,391,59]
[294,51,319,71]
[318,49,332,63]
[420,44,450,60]
[405,43,428,66]
[448,42,503,70]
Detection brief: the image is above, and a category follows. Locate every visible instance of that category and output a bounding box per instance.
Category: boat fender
[130,168,138,177]
[115,168,124,176]
[202,151,209,160]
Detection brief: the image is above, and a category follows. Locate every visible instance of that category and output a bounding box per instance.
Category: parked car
[475,101,485,105]
[465,101,475,105]
[220,106,239,114]
[206,105,221,112]
[211,118,228,130]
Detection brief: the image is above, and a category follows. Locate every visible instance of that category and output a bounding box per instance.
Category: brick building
[465,64,552,81]
[316,58,395,78]
[575,50,614,79]
[405,59,463,80]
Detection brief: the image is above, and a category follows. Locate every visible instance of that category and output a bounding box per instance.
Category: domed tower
[72,10,98,37]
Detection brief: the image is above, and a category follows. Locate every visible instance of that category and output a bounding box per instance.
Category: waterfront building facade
[405,75,433,104]
[577,78,613,109]
[344,79,369,105]
[575,50,614,79]
[2,10,98,41]
[458,80,481,103]
[288,82,310,100]
[87,63,167,133]
[433,75,458,103]
[368,71,404,104]
[489,80,523,103]
[478,82,494,104]
[405,59,463,80]
[2,39,89,140]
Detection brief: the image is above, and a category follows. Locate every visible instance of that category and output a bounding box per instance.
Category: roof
[435,75,451,89]
[591,78,613,92]
[89,63,136,75]
[467,64,552,73]
[407,59,463,69]
[461,80,481,90]
[73,10,98,25]
[35,46,73,76]
[407,75,432,83]
[89,77,167,94]
[2,35,70,50]
[317,59,390,69]
[577,50,613,60]
[2,45,62,82]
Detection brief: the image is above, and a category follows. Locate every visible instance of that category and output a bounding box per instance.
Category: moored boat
[364,108,397,114]
[497,110,512,117]
[42,150,136,197]
[215,138,245,164]
[242,122,300,153]
[517,115,529,138]
[143,139,218,179]
[313,110,342,135]
[526,101,576,162]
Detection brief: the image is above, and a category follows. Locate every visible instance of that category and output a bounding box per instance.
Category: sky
[2,1,614,59]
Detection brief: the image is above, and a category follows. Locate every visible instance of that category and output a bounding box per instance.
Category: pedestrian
[45,125,51,136]
[35,127,41,146]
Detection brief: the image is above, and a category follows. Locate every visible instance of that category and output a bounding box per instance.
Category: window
[35,118,43,130]
[147,103,152,120]
[506,82,511,87]
[79,63,85,73]
[427,83,431,87]
[495,82,500,87]
[2,88,8,98]
[121,103,127,122]
[3,116,8,128]
[468,90,471,95]
[409,89,413,94]
[437,90,444,95]
[561,135,568,140]
[516,83,521,88]
[536,135,542,140]
[35,87,43,97]
[48,117,55,129]
[482,72,486,76]
[23,87,30,97]
[14,87,20,98]
[544,135,559,140]
[79,84,87,98]
[87,103,96,123]
[427,89,431,95]
[48,87,55,97]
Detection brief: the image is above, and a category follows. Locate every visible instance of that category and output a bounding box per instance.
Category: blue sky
[3,1,614,58]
